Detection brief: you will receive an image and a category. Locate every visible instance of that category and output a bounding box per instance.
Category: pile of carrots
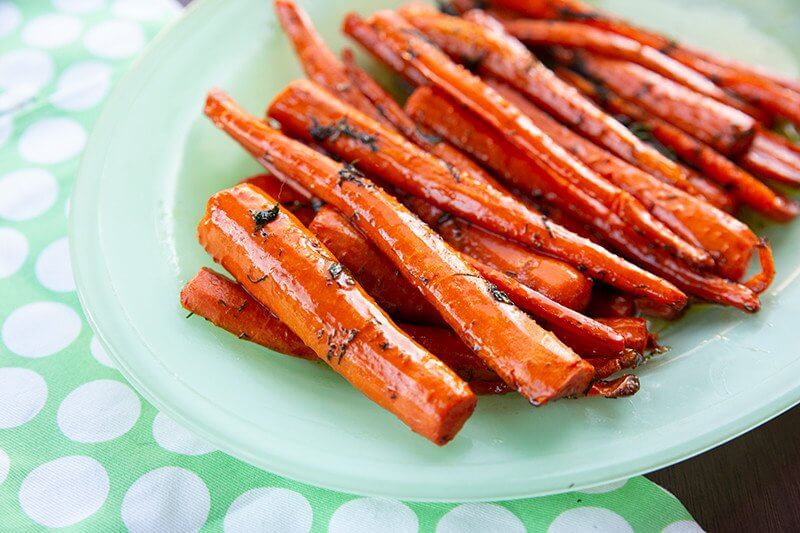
[181,0,800,445]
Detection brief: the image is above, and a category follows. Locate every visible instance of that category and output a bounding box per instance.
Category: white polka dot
[329,498,417,533]
[153,412,215,456]
[224,488,313,533]
[0,449,9,484]
[579,479,629,494]
[112,0,175,20]
[122,467,210,533]
[58,379,140,443]
[2,302,81,358]
[18,118,86,164]
[0,49,54,112]
[52,0,105,14]
[0,2,21,38]
[22,15,82,49]
[90,335,114,367]
[437,503,524,533]
[51,60,112,111]
[84,19,144,59]
[0,228,28,278]
[0,368,47,429]
[663,521,705,533]
[35,237,74,292]
[549,507,633,533]
[0,169,58,221]
[19,456,108,528]
[0,115,12,147]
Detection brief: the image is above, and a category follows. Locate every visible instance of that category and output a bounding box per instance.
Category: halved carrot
[586,286,635,318]
[198,183,476,444]
[183,268,637,398]
[560,49,755,156]
[268,78,686,305]
[393,6,716,205]
[504,19,765,121]
[595,317,650,355]
[402,85,761,311]
[740,129,800,187]
[273,0,389,126]
[205,89,595,404]
[309,206,442,325]
[586,350,643,381]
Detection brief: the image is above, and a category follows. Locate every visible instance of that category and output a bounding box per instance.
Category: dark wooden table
[176,1,800,529]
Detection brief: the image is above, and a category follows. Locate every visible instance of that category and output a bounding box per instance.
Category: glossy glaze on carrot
[309,206,443,325]
[205,89,596,405]
[505,20,761,116]
[740,130,800,187]
[197,183,476,444]
[561,49,755,156]
[394,6,716,204]
[403,85,761,311]
[268,78,685,306]
[404,198,593,310]
[274,0,390,126]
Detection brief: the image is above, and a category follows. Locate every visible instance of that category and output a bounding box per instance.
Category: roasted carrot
[241,173,319,226]
[586,286,635,318]
[309,206,442,325]
[402,85,762,310]
[342,13,426,86]
[406,200,592,310]
[269,78,685,306]
[595,317,649,354]
[485,78,765,279]
[198,183,476,444]
[552,66,736,212]
[181,266,316,360]
[556,69,797,221]
[317,199,624,357]
[740,129,800,187]
[490,0,800,125]
[586,350,643,381]
[183,268,636,397]
[393,7,717,206]
[340,48,508,191]
[503,19,764,121]
[559,49,756,156]
[274,0,389,126]
[205,89,595,404]
[588,374,640,398]
[182,267,509,393]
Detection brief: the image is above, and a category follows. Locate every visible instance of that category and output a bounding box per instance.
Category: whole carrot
[273,0,389,126]
[394,6,715,205]
[561,49,756,156]
[268,78,686,305]
[309,206,442,325]
[205,89,595,404]
[198,183,476,444]
[504,19,764,121]
[402,85,761,310]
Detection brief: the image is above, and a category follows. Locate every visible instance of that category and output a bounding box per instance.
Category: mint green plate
[70,0,800,501]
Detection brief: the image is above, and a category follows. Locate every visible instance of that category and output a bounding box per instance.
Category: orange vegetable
[198,183,476,444]
[268,78,685,306]
[205,89,595,405]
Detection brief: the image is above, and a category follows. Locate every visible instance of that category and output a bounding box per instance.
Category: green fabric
[0,1,700,530]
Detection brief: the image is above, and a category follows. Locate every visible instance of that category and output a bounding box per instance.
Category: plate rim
[69,0,800,501]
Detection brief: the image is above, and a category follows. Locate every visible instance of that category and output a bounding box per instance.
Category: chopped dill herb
[185,311,194,319]
[329,262,344,280]
[252,204,280,231]
[308,117,379,151]
[488,282,513,304]
[337,163,368,187]
[415,126,442,145]
[445,162,461,182]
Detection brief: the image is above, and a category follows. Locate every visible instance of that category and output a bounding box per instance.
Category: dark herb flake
[252,204,280,231]
[487,282,513,304]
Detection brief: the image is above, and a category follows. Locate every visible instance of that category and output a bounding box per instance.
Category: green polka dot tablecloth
[0,0,702,531]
